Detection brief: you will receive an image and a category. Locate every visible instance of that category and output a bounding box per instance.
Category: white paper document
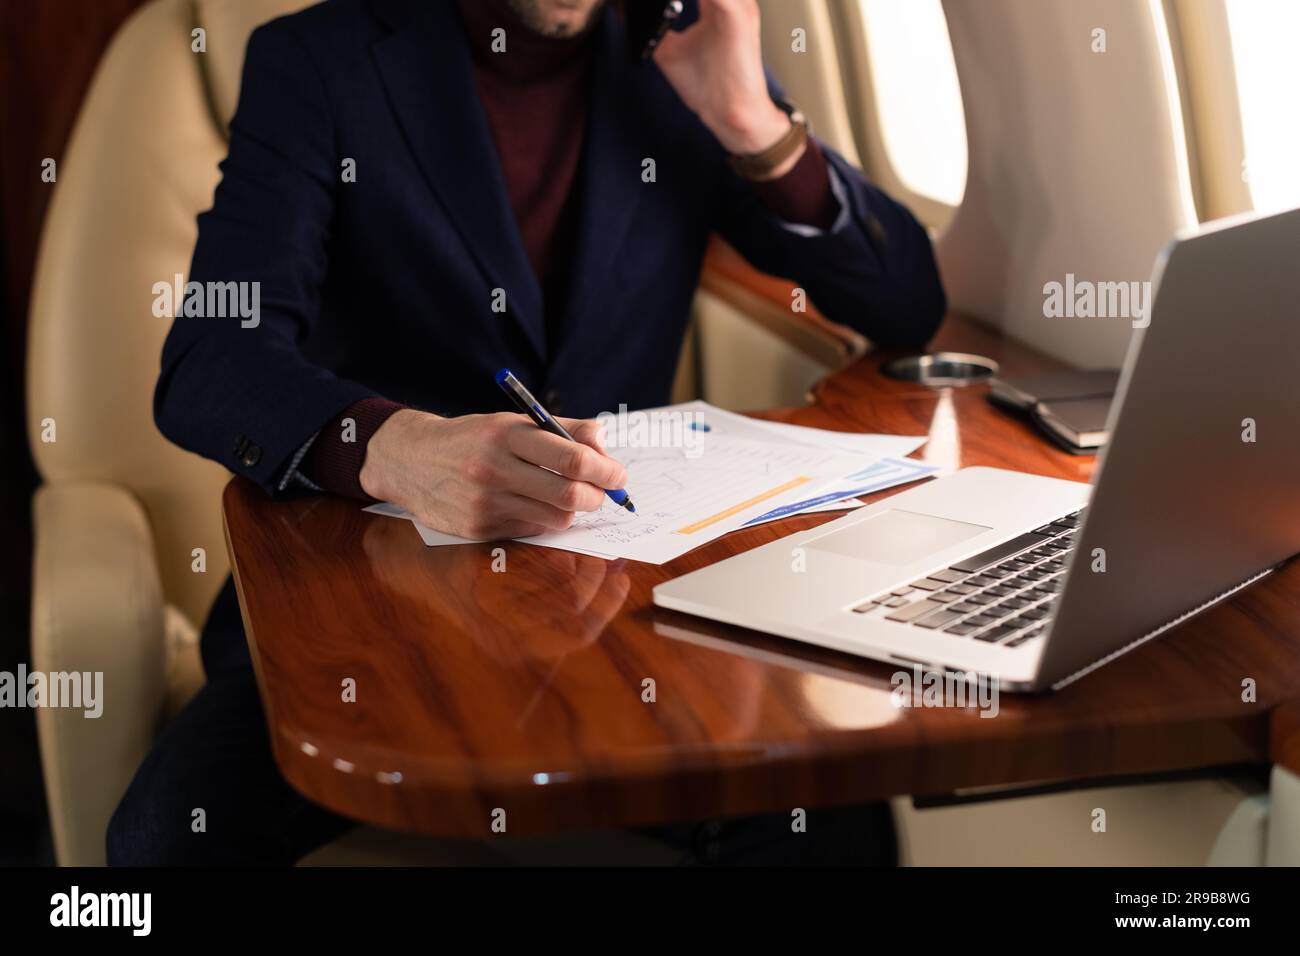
[520,433,867,562]
[362,502,501,548]
[664,400,929,460]
[364,402,935,563]
[738,456,940,527]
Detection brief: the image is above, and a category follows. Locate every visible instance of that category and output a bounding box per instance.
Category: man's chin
[509,0,604,39]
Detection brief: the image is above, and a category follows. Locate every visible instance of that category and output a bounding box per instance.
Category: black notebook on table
[988,370,1120,454]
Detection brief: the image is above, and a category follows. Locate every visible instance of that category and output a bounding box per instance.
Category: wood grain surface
[223,313,1299,836]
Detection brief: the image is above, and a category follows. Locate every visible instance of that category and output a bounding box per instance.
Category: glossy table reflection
[223,314,1300,836]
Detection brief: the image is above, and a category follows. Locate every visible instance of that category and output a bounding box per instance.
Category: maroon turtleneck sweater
[300,0,839,498]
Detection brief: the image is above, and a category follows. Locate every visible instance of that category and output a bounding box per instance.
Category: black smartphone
[621,0,685,61]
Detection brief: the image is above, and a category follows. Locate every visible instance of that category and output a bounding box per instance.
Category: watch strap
[728,100,810,181]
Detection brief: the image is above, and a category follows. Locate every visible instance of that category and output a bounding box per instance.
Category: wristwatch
[727,98,811,181]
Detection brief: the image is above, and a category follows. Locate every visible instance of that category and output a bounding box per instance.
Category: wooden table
[223,315,1300,837]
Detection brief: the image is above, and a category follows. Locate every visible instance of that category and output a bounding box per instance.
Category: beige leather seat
[27,0,304,868]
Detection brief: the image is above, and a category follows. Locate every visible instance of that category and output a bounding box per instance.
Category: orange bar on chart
[673,477,812,535]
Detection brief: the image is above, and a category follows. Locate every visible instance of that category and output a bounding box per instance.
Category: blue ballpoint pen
[495,369,636,513]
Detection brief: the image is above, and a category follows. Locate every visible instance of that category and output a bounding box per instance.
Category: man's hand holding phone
[650,0,803,178]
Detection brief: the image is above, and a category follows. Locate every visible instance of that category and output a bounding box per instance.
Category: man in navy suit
[111,0,942,864]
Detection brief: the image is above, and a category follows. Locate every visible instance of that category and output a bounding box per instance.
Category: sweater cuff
[300,397,406,500]
[749,138,840,231]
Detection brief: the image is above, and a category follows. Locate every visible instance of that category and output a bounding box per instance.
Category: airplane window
[1224,0,1300,214]
[857,0,968,208]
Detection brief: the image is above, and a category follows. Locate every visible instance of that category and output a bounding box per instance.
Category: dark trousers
[107,579,896,866]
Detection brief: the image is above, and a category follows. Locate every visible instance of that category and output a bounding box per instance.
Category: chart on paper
[364,403,936,563]
[522,434,864,563]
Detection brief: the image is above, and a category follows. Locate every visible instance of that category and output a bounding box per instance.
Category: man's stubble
[505,0,608,39]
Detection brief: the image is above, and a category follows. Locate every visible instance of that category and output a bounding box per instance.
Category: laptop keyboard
[851,509,1086,648]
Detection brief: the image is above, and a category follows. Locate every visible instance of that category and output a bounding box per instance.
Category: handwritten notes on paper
[365,402,934,564]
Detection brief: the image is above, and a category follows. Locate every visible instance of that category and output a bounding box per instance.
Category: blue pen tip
[494,368,512,385]
[628,503,636,513]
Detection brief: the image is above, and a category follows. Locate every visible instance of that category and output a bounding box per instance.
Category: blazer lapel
[562,7,650,334]
[370,0,546,358]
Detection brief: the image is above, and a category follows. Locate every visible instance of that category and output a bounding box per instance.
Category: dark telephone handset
[621,0,685,61]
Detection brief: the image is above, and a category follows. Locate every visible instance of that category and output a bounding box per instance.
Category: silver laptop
[654,206,1300,691]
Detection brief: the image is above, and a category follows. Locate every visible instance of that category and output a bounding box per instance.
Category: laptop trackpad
[805,509,992,565]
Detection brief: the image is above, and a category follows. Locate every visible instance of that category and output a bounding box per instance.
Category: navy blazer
[155,0,945,496]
